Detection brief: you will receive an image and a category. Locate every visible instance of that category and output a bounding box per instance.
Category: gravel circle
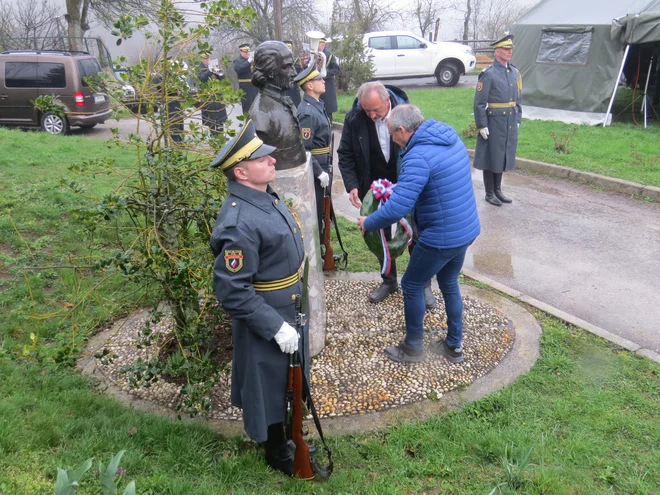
[96,280,514,420]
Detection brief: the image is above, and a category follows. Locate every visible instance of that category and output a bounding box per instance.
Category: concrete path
[331,130,660,355]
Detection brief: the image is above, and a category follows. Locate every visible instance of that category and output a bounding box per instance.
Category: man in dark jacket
[357,105,480,364]
[233,43,258,114]
[283,41,302,108]
[197,54,227,134]
[318,38,339,123]
[338,82,435,307]
[473,34,522,206]
[210,119,308,476]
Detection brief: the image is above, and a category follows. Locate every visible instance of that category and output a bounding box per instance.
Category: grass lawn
[0,128,658,494]
[335,87,660,187]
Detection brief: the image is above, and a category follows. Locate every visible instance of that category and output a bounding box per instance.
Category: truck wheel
[41,112,69,135]
[436,63,460,87]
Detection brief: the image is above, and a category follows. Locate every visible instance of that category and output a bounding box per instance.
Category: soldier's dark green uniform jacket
[210,181,309,443]
[233,56,258,113]
[320,49,339,114]
[473,60,522,173]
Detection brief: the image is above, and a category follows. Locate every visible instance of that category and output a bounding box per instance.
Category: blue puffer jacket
[363,119,480,249]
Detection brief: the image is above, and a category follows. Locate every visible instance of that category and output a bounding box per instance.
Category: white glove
[517,123,520,129]
[274,321,299,354]
[479,127,489,140]
[318,171,330,188]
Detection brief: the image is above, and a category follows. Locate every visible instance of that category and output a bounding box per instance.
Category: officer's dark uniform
[319,39,339,120]
[210,120,308,470]
[295,64,332,238]
[283,41,303,108]
[233,44,258,114]
[197,58,227,134]
[473,35,522,204]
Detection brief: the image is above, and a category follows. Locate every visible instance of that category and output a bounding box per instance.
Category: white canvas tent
[510,0,660,125]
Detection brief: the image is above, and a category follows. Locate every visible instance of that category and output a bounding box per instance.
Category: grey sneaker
[424,285,437,309]
[431,340,464,364]
[384,341,426,363]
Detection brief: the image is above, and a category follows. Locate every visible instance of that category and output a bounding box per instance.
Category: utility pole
[274,0,283,40]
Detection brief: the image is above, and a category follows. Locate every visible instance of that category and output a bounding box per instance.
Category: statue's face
[273,51,296,90]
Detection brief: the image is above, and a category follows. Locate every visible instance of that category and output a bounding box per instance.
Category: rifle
[286,259,333,480]
[322,189,335,271]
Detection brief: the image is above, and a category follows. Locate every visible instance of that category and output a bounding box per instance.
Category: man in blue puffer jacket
[357,105,481,364]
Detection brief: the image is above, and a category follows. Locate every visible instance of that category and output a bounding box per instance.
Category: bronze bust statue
[249,41,307,170]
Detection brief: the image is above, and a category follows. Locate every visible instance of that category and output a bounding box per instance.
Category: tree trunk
[273,0,282,40]
[65,0,86,50]
[462,0,471,41]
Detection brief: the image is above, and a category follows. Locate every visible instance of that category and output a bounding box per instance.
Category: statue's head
[252,41,296,90]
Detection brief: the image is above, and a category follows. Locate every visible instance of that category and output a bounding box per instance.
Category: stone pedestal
[274,153,326,356]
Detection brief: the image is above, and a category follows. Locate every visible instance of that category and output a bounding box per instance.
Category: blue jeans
[401,241,471,351]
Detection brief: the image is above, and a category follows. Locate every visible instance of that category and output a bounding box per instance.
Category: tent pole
[642,56,653,129]
[603,44,630,127]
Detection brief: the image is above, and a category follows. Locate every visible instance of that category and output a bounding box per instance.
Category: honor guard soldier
[473,34,522,206]
[210,120,309,476]
[197,53,227,134]
[233,43,258,114]
[317,37,340,123]
[283,40,303,107]
[294,63,331,239]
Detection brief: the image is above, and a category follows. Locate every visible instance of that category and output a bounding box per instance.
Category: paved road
[378,74,478,90]
[331,130,660,353]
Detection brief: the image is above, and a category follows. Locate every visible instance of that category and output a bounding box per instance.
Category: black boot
[493,172,512,203]
[370,261,398,303]
[483,170,502,206]
[424,279,436,309]
[264,423,294,476]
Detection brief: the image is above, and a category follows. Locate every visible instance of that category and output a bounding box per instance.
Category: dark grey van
[0,50,112,134]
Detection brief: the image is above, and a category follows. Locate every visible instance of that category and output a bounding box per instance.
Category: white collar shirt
[373,101,392,162]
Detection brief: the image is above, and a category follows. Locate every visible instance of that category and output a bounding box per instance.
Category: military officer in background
[283,40,302,107]
[317,37,339,123]
[197,53,227,134]
[295,63,331,239]
[473,34,522,206]
[210,120,309,476]
[233,43,258,114]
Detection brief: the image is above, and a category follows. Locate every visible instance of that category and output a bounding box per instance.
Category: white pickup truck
[363,31,476,87]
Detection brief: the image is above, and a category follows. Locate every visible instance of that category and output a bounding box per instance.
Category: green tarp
[510,0,660,125]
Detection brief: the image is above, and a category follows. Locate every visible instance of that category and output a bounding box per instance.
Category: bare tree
[0,0,64,50]
[480,0,527,39]
[407,0,450,39]
[211,0,319,47]
[331,0,402,35]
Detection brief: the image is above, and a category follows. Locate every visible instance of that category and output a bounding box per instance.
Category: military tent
[510,0,660,125]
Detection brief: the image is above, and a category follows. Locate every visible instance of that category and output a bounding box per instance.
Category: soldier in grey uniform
[210,119,308,476]
[473,34,522,206]
[295,63,331,239]
[197,53,227,134]
[283,41,302,108]
[233,44,258,114]
[318,38,339,123]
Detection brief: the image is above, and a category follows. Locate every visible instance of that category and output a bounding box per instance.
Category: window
[38,63,66,88]
[5,62,39,87]
[76,58,102,87]
[537,30,593,65]
[369,36,393,50]
[396,36,424,50]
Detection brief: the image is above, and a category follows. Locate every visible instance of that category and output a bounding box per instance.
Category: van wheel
[436,63,460,87]
[41,112,69,135]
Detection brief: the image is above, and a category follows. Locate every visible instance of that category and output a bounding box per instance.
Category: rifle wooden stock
[287,360,315,480]
[322,195,335,271]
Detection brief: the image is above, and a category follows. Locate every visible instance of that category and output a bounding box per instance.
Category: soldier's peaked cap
[491,34,514,49]
[294,62,322,87]
[239,43,250,51]
[210,120,276,170]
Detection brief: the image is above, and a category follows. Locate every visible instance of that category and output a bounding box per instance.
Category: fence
[0,36,113,69]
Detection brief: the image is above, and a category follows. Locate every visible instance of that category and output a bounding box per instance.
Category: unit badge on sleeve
[224,250,243,273]
[301,128,311,140]
[476,82,483,91]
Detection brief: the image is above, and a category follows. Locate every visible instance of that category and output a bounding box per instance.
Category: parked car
[0,50,112,134]
[363,31,476,87]
[113,66,141,112]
